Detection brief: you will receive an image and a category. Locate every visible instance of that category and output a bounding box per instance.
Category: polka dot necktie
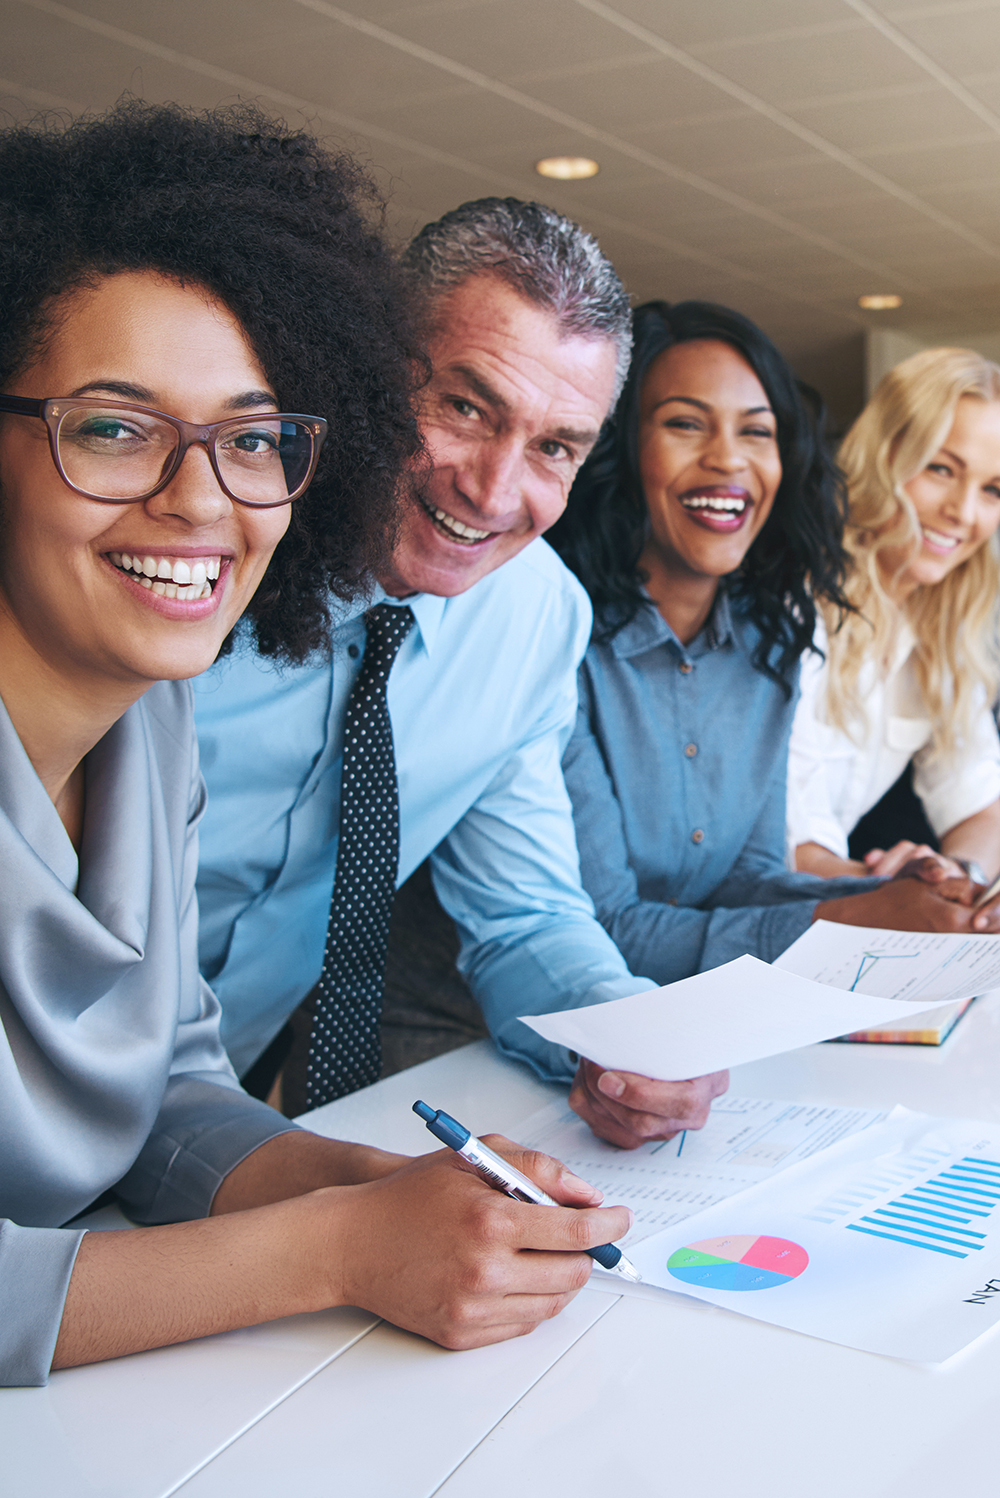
[306,603,415,1109]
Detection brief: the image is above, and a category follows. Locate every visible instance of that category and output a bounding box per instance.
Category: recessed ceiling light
[858,294,902,310]
[535,156,599,181]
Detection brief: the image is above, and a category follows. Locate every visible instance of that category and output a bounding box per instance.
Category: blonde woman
[789,347,1000,888]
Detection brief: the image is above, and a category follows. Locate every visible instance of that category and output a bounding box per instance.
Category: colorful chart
[668,1234,808,1291]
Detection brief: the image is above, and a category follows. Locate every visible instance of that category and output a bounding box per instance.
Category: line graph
[849,950,921,992]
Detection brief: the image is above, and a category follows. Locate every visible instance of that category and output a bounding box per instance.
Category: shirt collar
[610,586,735,661]
[333,585,446,658]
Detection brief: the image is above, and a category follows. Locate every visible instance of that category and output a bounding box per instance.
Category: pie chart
[668,1234,808,1291]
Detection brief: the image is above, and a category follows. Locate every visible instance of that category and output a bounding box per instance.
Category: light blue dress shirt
[562,591,877,983]
[194,539,650,1084]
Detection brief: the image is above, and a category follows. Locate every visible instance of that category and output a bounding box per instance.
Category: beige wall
[867,328,1000,398]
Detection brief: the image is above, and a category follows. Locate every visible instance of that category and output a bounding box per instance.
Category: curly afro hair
[0,98,422,662]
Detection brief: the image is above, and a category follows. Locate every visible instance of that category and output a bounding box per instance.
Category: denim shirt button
[684,743,698,758]
[691,828,705,844]
[679,661,693,674]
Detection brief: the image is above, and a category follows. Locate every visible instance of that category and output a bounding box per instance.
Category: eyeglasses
[0,395,328,508]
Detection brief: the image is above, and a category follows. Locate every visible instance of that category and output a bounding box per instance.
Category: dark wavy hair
[0,99,423,662]
[547,300,850,690]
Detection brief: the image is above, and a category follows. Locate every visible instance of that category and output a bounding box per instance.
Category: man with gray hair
[193,197,728,1145]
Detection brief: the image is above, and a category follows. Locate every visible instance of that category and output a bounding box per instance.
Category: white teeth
[681,495,747,513]
[425,501,492,543]
[152,580,166,596]
[923,528,959,548]
[111,553,223,589]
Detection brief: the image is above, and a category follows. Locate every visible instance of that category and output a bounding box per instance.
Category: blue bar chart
[845,1155,1000,1258]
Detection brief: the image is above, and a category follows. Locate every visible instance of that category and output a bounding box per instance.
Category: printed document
[628,1106,1000,1362]
[519,954,933,1079]
[775,920,1000,1005]
[520,1094,886,1246]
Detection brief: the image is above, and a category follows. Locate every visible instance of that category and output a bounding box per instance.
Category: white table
[7,998,1000,1496]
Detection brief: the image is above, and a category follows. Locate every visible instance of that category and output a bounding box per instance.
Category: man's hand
[568,1059,730,1150]
[327,1138,632,1350]
[815,871,1000,933]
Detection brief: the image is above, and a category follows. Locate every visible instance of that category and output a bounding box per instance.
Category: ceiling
[4,0,1000,424]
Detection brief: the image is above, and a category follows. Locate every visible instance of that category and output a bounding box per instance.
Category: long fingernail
[598,1072,626,1099]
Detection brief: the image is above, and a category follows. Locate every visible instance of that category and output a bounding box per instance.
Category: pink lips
[920,529,963,557]
[678,488,752,534]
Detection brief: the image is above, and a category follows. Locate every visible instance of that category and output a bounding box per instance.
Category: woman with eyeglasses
[0,102,625,1386]
[789,348,1000,885]
[546,304,999,1142]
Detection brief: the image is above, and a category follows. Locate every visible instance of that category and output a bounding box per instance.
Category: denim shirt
[563,591,871,985]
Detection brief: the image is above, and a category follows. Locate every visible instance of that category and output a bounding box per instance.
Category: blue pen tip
[413,1100,435,1123]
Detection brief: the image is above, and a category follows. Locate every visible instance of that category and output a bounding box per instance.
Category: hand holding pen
[414,1101,642,1282]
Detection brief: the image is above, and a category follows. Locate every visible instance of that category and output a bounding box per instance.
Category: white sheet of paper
[628,1106,1000,1362]
[775,920,1000,1006]
[519,954,932,1079]
[519,1093,887,1246]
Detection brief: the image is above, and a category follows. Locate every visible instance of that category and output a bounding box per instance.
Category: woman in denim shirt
[548,301,990,1003]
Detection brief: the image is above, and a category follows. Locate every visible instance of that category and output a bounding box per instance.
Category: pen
[413,1099,642,1283]
[973,871,1000,911]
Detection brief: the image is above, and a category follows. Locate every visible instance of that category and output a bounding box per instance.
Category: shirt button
[684,743,698,758]
[679,661,693,675]
[691,828,705,844]
[347,644,360,659]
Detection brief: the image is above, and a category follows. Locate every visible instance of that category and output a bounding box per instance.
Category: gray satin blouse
[0,681,295,1386]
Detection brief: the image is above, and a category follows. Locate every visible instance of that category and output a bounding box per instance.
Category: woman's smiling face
[638,338,783,584]
[880,395,1000,596]
[0,271,291,693]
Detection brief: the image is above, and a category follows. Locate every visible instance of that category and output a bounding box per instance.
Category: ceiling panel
[602,0,851,50]
[881,2,1000,76]
[787,85,984,154]
[684,26,928,104]
[380,0,640,82]
[858,135,1000,193]
[629,110,823,172]
[508,56,731,133]
[5,0,1000,426]
[59,0,330,57]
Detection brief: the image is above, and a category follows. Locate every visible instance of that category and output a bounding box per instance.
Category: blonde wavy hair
[821,346,1000,749]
